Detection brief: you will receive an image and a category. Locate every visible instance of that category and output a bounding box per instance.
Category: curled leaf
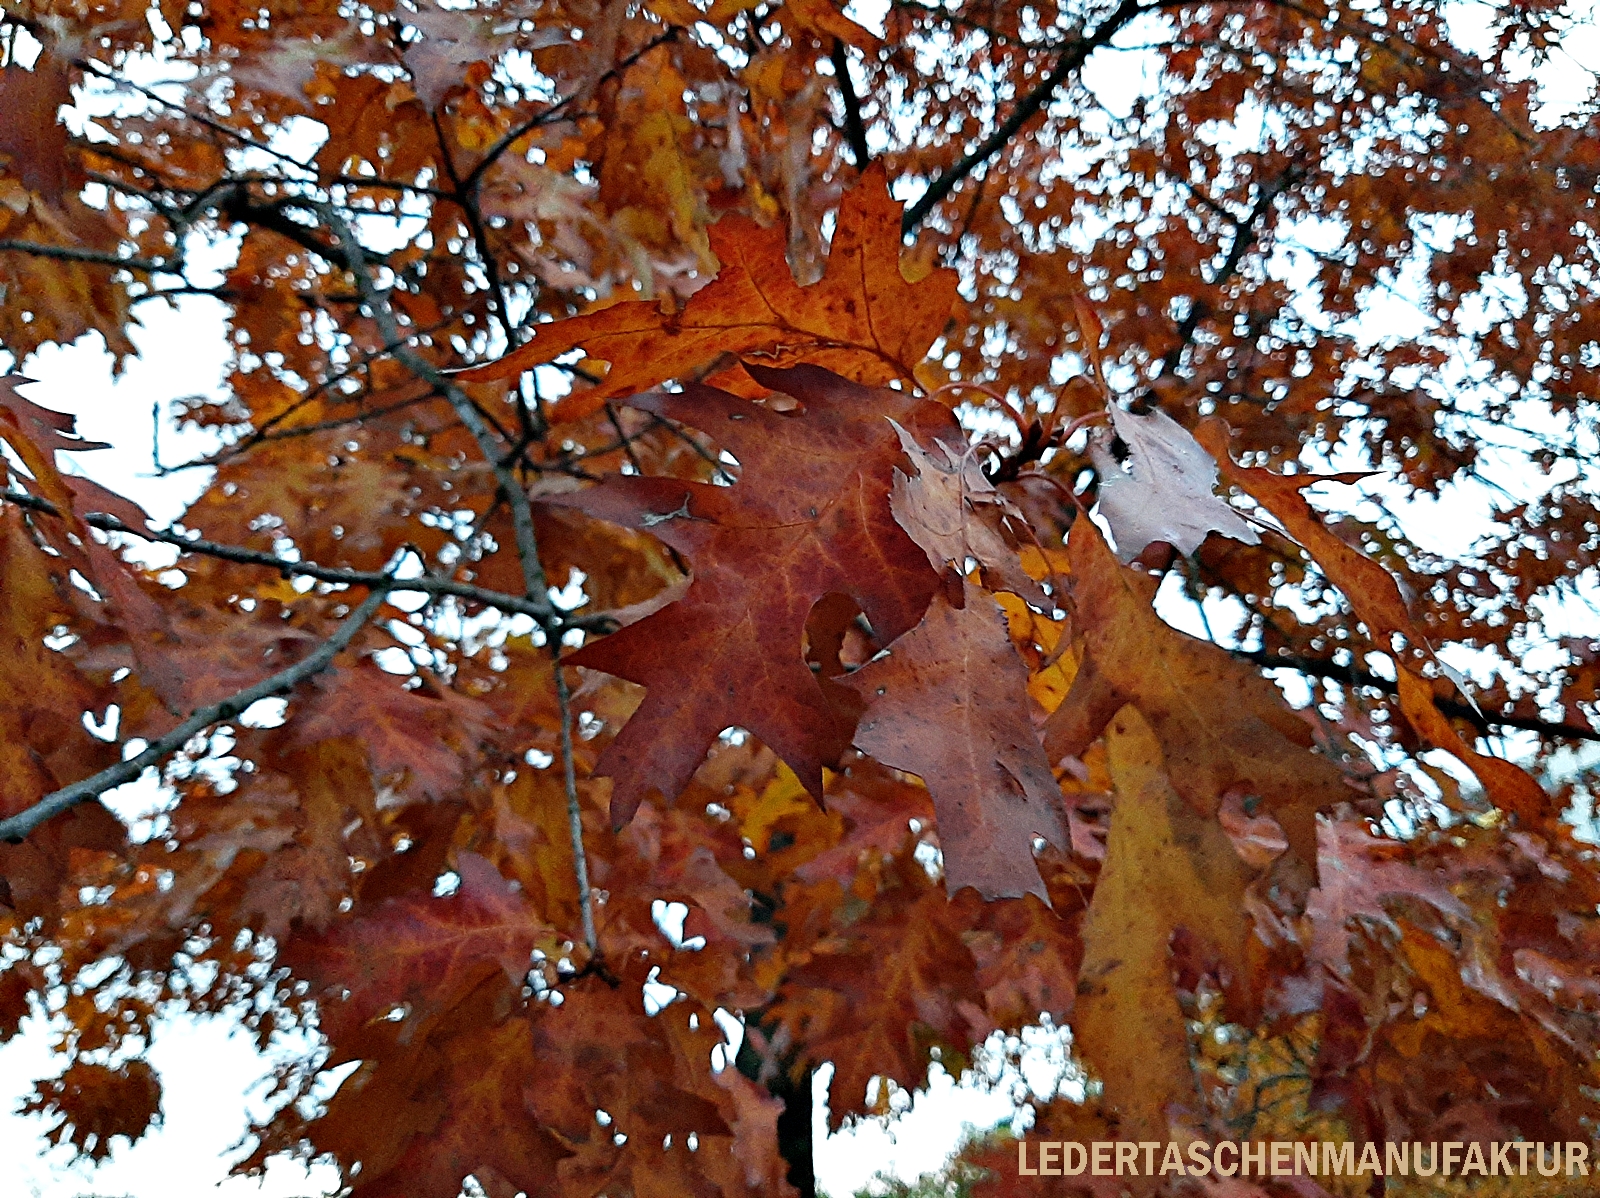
[1089,405,1260,561]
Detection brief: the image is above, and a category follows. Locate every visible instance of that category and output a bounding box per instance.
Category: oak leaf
[285,656,498,806]
[26,1060,162,1161]
[0,509,116,819]
[771,852,992,1126]
[312,979,571,1198]
[547,364,950,826]
[0,56,77,206]
[842,581,1067,902]
[459,164,959,421]
[1089,404,1260,562]
[402,4,505,111]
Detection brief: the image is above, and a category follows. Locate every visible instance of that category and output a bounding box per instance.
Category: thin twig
[0,239,176,273]
[1156,163,1302,378]
[184,389,439,469]
[604,401,646,476]
[0,585,391,843]
[0,488,615,630]
[431,110,523,349]
[78,58,318,176]
[551,640,599,959]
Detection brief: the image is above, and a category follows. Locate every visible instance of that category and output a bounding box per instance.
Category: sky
[6,1,1600,1195]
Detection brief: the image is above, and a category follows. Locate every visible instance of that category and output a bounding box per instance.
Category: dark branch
[830,40,872,170]
[463,24,682,192]
[0,239,176,273]
[901,0,1146,235]
[1234,648,1600,744]
[0,585,391,843]
[1156,164,1301,377]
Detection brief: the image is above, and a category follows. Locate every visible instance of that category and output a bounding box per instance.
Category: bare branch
[552,641,599,959]
[0,585,391,843]
[830,40,872,170]
[0,239,176,273]
[0,488,616,630]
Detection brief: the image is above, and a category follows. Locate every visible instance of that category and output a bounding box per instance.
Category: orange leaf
[460,163,958,420]
[1199,421,1546,820]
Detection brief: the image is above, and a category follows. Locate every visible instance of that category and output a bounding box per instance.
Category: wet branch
[901,0,1147,235]
[0,239,176,273]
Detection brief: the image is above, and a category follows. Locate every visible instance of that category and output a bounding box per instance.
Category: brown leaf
[27,1060,162,1161]
[772,861,991,1125]
[285,657,498,806]
[0,57,77,206]
[0,508,115,820]
[843,581,1066,902]
[315,979,571,1198]
[402,4,505,111]
[548,364,949,826]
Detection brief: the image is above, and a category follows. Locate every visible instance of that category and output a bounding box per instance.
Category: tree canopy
[2,0,1600,1194]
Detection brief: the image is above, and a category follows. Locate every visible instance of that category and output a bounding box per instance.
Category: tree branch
[830,40,872,170]
[552,641,599,960]
[1234,648,1600,744]
[900,0,1146,235]
[1156,163,1301,377]
[305,203,552,608]
[0,585,391,843]
[0,488,615,630]
[463,24,682,192]
[0,239,176,274]
[308,202,604,958]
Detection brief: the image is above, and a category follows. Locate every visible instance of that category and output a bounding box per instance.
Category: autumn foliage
[3,0,1600,1195]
